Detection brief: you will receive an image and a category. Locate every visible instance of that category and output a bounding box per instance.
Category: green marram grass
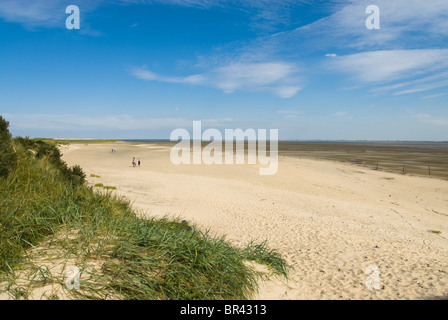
[0,132,288,300]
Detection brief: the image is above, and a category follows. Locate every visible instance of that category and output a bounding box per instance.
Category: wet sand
[278,141,448,180]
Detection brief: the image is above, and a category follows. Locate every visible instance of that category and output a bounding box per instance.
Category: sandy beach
[62,142,448,300]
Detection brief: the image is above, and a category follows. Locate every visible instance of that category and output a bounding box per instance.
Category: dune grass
[0,135,288,300]
[93,183,116,190]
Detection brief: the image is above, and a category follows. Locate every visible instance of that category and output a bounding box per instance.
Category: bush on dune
[13,136,86,186]
[0,116,17,178]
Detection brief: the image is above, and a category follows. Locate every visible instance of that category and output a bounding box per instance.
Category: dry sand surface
[62,142,448,300]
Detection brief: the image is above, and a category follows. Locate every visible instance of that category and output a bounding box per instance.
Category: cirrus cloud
[131,61,302,98]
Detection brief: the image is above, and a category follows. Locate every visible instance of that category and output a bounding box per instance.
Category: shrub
[35,141,63,165]
[0,116,17,178]
[13,136,43,151]
[70,164,86,185]
[13,136,86,187]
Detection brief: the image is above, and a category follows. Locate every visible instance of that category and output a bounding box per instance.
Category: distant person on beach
[138,159,141,167]
[132,157,136,167]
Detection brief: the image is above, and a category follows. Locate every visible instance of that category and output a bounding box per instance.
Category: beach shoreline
[62,141,448,300]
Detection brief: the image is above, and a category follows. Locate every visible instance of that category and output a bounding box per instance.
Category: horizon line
[26,137,448,143]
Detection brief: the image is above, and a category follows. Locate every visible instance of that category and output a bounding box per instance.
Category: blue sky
[0,0,447,140]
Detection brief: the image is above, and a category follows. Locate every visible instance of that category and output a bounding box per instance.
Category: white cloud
[394,80,448,95]
[182,74,207,85]
[325,49,448,95]
[413,114,448,126]
[0,0,104,28]
[131,62,301,98]
[130,67,206,84]
[131,68,160,81]
[332,111,350,117]
[329,49,448,83]
[0,0,64,27]
[421,93,446,100]
[213,62,298,94]
[280,0,448,51]
[369,70,448,96]
[273,86,302,99]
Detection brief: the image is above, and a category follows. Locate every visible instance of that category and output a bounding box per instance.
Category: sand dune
[62,142,448,300]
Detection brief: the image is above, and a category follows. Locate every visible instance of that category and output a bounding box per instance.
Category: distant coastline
[57,139,448,147]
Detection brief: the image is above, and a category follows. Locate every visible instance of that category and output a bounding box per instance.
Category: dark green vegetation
[0,117,287,300]
[0,117,17,178]
[13,136,86,186]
